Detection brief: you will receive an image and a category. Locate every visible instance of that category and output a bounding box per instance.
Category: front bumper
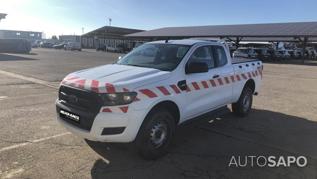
[56,100,146,143]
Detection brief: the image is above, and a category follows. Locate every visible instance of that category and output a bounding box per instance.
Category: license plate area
[60,109,80,123]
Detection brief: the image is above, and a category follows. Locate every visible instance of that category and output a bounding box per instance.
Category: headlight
[99,92,137,106]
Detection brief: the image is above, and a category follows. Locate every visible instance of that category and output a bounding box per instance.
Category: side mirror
[186,62,208,74]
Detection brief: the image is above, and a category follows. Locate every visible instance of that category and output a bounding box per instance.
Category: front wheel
[232,86,253,117]
[135,108,176,160]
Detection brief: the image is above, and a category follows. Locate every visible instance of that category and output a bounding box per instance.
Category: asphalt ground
[0,48,317,179]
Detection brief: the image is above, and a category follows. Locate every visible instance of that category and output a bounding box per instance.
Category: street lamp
[108,18,112,26]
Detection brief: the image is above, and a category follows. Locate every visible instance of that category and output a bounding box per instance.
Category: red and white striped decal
[157,86,171,96]
[201,81,209,89]
[217,78,224,85]
[91,80,99,93]
[170,85,181,94]
[139,89,158,98]
[209,79,216,87]
[230,75,235,83]
[101,105,129,113]
[62,67,263,114]
[192,82,200,90]
[105,83,116,93]
[225,77,230,84]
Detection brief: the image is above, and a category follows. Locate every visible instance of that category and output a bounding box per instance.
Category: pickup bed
[56,39,262,159]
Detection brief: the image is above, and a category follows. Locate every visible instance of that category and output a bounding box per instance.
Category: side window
[188,46,215,69]
[213,46,228,67]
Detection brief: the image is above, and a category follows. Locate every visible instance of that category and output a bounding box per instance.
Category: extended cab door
[182,45,234,119]
[210,45,234,105]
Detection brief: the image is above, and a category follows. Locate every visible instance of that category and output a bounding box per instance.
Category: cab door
[182,45,234,120]
[210,45,234,106]
[182,45,217,119]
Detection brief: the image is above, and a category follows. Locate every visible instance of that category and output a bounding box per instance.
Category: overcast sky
[1,0,317,38]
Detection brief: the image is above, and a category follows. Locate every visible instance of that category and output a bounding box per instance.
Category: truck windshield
[117,43,190,71]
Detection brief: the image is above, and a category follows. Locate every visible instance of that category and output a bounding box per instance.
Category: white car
[277,50,291,59]
[306,47,317,59]
[233,48,258,58]
[293,48,304,58]
[254,48,271,59]
[64,42,81,51]
[56,39,263,159]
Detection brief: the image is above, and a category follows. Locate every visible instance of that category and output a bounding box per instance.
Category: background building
[59,35,81,43]
[81,26,145,50]
[0,30,42,42]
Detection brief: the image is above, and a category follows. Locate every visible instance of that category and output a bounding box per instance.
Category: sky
[0,0,317,38]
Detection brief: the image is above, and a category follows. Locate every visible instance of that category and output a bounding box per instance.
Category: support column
[235,37,242,50]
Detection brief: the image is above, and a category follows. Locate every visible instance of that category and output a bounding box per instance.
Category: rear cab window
[187,46,215,69]
[213,46,228,67]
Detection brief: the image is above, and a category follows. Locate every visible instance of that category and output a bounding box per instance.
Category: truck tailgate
[232,57,259,64]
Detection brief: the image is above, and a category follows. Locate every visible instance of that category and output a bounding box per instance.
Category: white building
[0,30,42,42]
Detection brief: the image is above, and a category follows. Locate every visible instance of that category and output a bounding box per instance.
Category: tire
[232,86,253,117]
[135,108,176,160]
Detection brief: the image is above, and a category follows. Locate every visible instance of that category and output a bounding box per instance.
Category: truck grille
[56,85,103,131]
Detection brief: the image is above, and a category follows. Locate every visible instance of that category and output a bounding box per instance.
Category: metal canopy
[126,22,317,40]
[83,26,143,39]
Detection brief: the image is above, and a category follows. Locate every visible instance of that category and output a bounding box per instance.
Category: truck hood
[61,64,171,93]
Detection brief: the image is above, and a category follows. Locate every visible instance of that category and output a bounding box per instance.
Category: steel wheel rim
[150,121,168,148]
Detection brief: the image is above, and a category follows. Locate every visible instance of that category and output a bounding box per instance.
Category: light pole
[108,18,112,26]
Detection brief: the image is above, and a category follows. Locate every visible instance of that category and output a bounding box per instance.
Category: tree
[51,35,58,40]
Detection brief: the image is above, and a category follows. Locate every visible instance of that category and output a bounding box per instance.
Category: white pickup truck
[56,39,263,159]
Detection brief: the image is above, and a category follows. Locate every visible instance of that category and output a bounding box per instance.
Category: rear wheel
[232,86,253,117]
[135,108,176,160]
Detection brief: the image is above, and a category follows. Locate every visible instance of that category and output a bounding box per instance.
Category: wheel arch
[146,100,181,125]
[244,79,256,94]
[134,100,180,143]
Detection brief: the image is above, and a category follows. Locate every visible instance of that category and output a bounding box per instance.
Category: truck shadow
[0,53,38,61]
[87,108,317,179]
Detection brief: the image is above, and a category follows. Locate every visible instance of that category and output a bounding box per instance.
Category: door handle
[213,75,220,79]
[177,80,187,91]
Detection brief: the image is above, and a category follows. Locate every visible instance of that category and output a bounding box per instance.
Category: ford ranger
[56,39,263,159]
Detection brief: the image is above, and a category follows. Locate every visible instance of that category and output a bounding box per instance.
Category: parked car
[40,42,54,48]
[64,42,81,51]
[254,48,270,59]
[106,46,120,53]
[53,43,66,49]
[277,50,291,59]
[306,47,317,59]
[96,44,107,51]
[117,43,129,53]
[56,39,263,159]
[233,47,258,58]
[293,48,304,59]
[31,40,41,48]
